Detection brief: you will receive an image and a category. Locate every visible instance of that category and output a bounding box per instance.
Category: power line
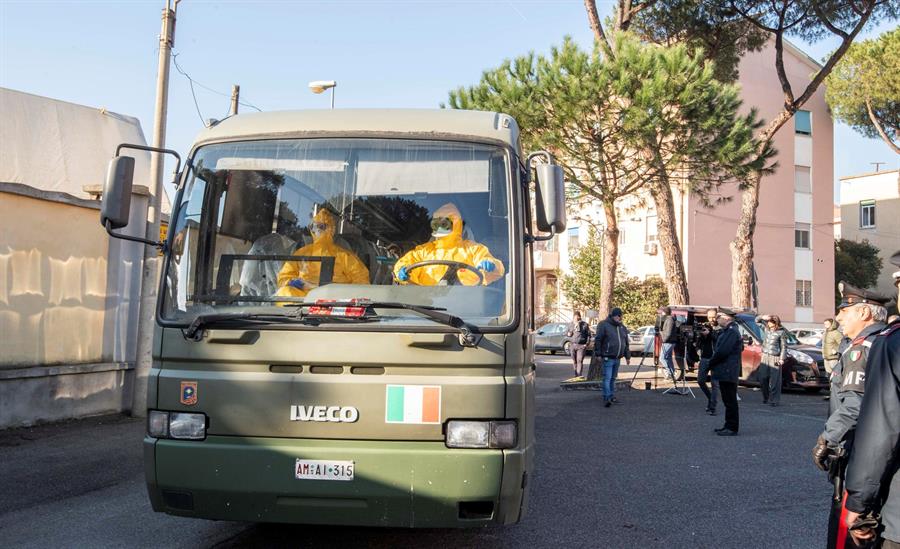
[171,52,263,126]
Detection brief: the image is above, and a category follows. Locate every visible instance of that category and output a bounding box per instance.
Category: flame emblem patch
[180,381,198,406]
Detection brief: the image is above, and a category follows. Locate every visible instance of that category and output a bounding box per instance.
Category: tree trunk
[730,168,762,309]
[599,201,619,319]
[648,179,690,305]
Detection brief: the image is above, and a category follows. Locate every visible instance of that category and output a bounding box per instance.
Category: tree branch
[866,97,900,155]
[584,0,614,58]
[814,2,850,39]
[793,1,876,108]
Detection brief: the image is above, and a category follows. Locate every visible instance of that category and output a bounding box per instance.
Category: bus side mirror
[534,163,565,234]
[101,156,135,229]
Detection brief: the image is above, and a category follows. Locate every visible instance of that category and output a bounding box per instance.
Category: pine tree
[448,33,766,310]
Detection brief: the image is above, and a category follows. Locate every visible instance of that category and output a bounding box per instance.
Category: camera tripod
[661,339,696,398]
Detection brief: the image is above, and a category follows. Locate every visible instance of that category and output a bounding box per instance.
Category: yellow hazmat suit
[393,203,505,286]
[275,209,369,298]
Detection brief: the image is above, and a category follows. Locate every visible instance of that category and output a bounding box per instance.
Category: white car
[628,326,656,356]
[791,328,824,347]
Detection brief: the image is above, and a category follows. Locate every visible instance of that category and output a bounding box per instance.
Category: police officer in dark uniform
[812,281,890,549]
[844,252,900,548]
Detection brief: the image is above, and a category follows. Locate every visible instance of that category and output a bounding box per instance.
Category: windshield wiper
[361,301,483,347]
[182,311,311,340]
[182,301,482,347]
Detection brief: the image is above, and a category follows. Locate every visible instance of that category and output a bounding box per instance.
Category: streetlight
[308,80,337,109]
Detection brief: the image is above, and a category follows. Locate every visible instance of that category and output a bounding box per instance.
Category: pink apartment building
[536,39,835,325]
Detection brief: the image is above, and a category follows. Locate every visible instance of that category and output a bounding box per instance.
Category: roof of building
[0,87,170,212]
[191,109,521,150]
[839,168,899,181]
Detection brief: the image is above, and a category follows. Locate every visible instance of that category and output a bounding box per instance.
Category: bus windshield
[162,138,513,328]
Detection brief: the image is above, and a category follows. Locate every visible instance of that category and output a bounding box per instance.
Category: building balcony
[534,250,559,271]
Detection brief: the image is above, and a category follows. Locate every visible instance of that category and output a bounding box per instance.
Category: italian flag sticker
[385,385,441,424]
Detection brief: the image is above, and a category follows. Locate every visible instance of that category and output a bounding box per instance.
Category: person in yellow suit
[393,203,505,286]
[275,208,369,298]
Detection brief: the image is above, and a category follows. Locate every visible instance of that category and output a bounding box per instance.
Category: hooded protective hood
[309,208,336,244]
[393,202,505,286]
[430,202,464,249]
[275,208,369,298]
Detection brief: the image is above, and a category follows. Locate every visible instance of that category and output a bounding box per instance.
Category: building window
[646,215,658,243]
[794,223,810,249]
[567,227,580,250]
[618,229,626,245]
[860,200,876,228]
[794,166,811,193]
[795,280,812,307]
[795,110,812,135]
[536,235,557,252]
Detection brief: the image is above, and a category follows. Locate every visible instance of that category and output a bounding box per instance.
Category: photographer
[695,309,721,415]
[658,307,679,381]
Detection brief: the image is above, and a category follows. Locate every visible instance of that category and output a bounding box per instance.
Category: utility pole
[229,84,240,116]
[871,161,885,172]
[132,0,178,417]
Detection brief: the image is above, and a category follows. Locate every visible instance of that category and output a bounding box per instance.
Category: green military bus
[101,109,566,527]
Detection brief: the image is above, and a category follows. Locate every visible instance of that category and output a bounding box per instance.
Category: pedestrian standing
[567,311,590,378]
[659,307,679,381]
[843,252,900,548]
[709,309,743,436]
[821,318,842,376]
[594,307,631,407]
[755,314,789,407]
[810,282,889,549]
[695,308,721,415]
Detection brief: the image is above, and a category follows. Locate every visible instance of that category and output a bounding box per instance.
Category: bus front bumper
[144,435,528,527]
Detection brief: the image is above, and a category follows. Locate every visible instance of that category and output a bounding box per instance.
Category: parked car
[665,306,828,392]
[791,328,824,347]
[533,322,594,355]
[629,326,656,356]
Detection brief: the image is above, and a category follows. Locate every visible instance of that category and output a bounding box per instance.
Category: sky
[1,0,897,202]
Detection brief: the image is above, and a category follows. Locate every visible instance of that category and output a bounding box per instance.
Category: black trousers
[719,381,739,432]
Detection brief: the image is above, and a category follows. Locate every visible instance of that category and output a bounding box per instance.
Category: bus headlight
[148,410,207,440]
[169,413,207,440]
[446,420,517,449]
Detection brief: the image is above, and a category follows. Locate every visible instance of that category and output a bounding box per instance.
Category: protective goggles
[430,217,453,232]
[309,222,328,232]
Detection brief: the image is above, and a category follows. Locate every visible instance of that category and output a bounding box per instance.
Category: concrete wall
[0,185,148,428]
[840,170,900,298]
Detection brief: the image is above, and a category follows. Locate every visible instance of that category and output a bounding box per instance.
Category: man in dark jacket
[811,281,889,549]
[658,307,679,380]
[844,253,900,548]
[595,307,631,407]
[695,308,721,415]
[709,309,743,436]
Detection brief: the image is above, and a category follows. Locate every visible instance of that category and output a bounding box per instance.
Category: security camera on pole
[131,0,179,417]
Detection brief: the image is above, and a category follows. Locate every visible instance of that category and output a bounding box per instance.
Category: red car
[661,306,829,393]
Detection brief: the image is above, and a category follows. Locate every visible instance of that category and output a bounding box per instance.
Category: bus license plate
[294,459,354,481]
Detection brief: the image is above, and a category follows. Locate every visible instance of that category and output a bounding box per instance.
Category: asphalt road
[0,355,832,548]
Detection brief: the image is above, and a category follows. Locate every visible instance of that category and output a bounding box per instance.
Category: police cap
[837,280,892,310]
